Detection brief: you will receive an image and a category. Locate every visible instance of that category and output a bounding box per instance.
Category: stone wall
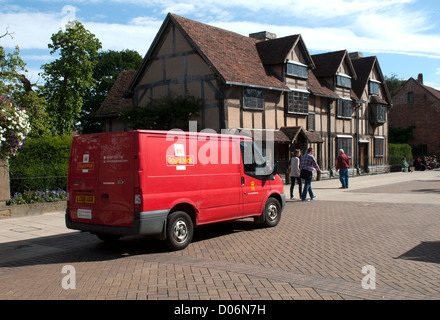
[0,201,67,219]
[0,159,10,208]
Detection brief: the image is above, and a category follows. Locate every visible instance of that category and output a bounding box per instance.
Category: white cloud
[2,0,439,58]
[83,22,159,54]
[0,10,62,50]
[2,0,439,87]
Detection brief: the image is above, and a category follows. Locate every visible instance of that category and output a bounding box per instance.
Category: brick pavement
[0,171,440,301]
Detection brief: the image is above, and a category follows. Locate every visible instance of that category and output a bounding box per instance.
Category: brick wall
[389,79,440,155]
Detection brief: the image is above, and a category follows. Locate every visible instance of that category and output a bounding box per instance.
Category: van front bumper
[65,209,169,237]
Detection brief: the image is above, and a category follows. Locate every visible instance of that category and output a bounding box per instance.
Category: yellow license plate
[76,195,95,204]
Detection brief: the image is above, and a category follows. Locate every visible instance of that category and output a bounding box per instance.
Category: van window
[240,141,271,177]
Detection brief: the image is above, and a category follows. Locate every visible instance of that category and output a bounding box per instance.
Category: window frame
[408,91,414,104]
[243,88,264,110]
[374,136,385,158]
[369,104,387,125]
[369,80,380,96]
[287,90,309,114]
[336,99,352,119]
[286,61,308,79]
[307,112,315,131]
[336,75,351,89]
[337,136,353,159]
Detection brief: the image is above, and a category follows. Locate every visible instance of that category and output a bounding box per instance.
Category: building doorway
[359,142,369,173]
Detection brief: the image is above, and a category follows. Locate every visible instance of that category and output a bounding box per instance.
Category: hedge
[9,135,72,194]
[389,143,413,166]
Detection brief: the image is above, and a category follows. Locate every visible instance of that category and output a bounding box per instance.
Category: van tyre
[257,198,281,227]
[165,211,193,251]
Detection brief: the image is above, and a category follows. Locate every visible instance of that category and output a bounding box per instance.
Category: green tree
[389,126,415,144]
[384,74,406,98]
[1,34,50,139]
[41,21,102,135]
[81,49,142,133]
[0,44,27,96]
[14,90,51,137]
[121,95,202,131]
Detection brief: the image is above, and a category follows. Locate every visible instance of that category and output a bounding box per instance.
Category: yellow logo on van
[251,181,256,191]
[78,162,94,170]
[166,155,194,166]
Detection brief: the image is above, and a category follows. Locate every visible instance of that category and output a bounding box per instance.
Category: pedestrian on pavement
[336,149,350,188]
[289,149,302,200]
[300,147,322,201]
[401,157,410,172]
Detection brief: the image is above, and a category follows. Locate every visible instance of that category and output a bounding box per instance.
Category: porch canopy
[228,127,323,144]
[229,128,290,143]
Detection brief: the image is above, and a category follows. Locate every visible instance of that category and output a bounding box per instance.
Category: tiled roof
[421,82,440,100]
[233,128,291,143]
[311,50,360,101]
[351,56,392,104]
[312,50,348,77]
[307,69,339,99]
[97,70,136,116]
[280,126,323,143]
[257,35,306,66]
[170,14,289,91]
[351,56,376,100]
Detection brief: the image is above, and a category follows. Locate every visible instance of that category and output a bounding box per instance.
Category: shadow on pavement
[395,241,440,264]
[0,219,257,268]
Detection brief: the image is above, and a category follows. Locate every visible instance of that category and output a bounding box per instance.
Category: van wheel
[259,198,281,227]
[165,211,193,251]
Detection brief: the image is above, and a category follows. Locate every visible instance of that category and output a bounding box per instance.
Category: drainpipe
[355,102,361,175]
[328,101,334,178]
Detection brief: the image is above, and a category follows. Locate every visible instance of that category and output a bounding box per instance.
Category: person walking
[300,147,322,201]
[336,149,350,189]
[289,150,302,200]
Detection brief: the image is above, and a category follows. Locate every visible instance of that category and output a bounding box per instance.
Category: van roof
[84,130,253,141]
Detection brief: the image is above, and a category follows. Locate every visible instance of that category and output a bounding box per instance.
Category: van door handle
[241,177,245,185]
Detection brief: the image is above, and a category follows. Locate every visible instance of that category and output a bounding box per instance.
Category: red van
[65,130,285,250]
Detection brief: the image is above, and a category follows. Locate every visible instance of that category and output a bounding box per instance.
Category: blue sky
[1,0,440,90]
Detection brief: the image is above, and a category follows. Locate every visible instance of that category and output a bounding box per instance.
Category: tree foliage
[384,74,406,98]
[81,49,142,133]
[41,21,102,135]
[8,135,72,193]
[389,143,413,165]
[121,95,202,131]
[1,33,52,138]
[389,126,415,144]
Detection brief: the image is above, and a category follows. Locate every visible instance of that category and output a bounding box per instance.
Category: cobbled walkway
[1,171,440,300]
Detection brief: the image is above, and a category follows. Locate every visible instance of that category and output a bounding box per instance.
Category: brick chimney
[417,73,423,84]
[249,31,277,41]
[349,52,364,60]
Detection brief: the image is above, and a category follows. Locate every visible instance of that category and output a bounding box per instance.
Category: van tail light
[134,188,143,212]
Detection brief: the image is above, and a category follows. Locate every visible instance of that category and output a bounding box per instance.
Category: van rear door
[68,132,136,227]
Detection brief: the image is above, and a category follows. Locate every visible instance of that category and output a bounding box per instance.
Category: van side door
[239,140,272,217]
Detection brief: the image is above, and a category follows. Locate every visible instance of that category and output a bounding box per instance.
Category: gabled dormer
[254,34,314,116]
[311,50,358,119]
[255,34,314,82]
[312,50,357,93]
[350,54,392,127]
